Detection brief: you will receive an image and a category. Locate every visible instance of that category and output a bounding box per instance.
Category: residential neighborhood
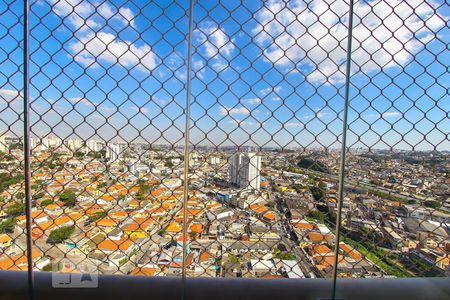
[0,135,448,278]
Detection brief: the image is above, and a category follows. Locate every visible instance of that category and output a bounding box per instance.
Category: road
[289,164,425,204]
[270,189,317,278]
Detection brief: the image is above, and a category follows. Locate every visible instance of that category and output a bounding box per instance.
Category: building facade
[229,152,261,191]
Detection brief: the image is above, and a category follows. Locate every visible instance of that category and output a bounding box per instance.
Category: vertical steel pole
[182,0,195,295]
[23,0,34,299]
[331,0,354,299]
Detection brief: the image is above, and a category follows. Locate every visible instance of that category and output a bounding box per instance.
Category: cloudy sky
[0,0,448,150]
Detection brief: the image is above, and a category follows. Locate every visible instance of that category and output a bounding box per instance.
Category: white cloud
[272,96,281,102]
[0,88,21,102]
[118,7,136,28]
[228,119,257,127]
[193,59,206,79]
[99,105,115,113]
[211,60,228,71]
[195,22,235,72]
[197,22,235,58]
[91,113,106,120]
[285,122,303,128]
[253,0,445,84]
[317,111,328,118]
[383,111,402,118]
[50,0,136,31]
[68,96,95,107]
[69,32,158,71]
[363,111,402,119]
[246,98,262,105]
[259,86,282,96]
[220,106,250,116]
[131,106,150,114]
[48,1,150,72]
[97,2,115,19]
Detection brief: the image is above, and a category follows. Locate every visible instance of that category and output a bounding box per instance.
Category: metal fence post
[182,0,195,289]
[23,0,34,299]
[331,0,355,298]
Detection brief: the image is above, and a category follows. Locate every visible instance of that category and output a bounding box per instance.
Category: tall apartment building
[107,143,122,162]
[0,135,6,153]
[65,138,83,151]
[229,152,261,191]
[42,136,62,149]
[85,139,101,153]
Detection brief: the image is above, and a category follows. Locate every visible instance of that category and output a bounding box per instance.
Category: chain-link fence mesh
[339,0,450,278]
[0,0,448,283]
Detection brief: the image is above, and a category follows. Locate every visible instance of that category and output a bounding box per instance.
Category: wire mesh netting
[0,0,448,282]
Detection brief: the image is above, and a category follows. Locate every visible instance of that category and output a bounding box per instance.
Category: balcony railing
[0,0,449,299]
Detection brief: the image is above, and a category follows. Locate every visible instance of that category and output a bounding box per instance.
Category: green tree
[189,231,199,240]
[310,186,325,201]
[297,157,329,173]
[273,247,296,260]
[228,255,243,263]
[32,191,46,201]
[59,190,76,207]
[15,191,25,200]
[74,151,85,158]
[40,199,54,207]
[424,200,441,209]
[88,211,107,222]
[0,217,16,233]
[48,225,75,244]
[6,203,25,216]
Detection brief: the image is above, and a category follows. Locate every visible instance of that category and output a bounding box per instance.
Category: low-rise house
[0,233,12,249]
[250,259,276,277]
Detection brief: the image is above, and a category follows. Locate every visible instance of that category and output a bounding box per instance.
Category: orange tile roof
[98,239,134,251]
[44,204,59,209]
[293,221,315,230]
[33,220,54,231]
[189,223,203,233]
[68,212,84,221]
[129,199,140,206]
[181,209,203,217]
[307,232,329,242]
[263,211,276,220]
[124,220,153,232]
[129,187,140,193]
[0,234,12,243]
[151,189,162,197]
[101,195,115,201]
[96,218,117,227]
[199,251,210,262]
[316,255,344,269]
[130,267,158,276]
[340,242,362,260]
[54,216,74,226]
[312,244,332,255]
[166,221,182,233]
[110,211,128,219]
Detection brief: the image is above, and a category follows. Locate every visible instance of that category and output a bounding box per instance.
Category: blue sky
[0,0,448,150]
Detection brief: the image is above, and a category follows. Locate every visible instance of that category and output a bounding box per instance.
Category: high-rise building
[0,135,6,153]
[229,152,261,191]
[209,156,221,165]
[86,139,99,153]
[30,137,38,150]
[65,138,83,151]
[107,143,121,162]
[42,136,62,149]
